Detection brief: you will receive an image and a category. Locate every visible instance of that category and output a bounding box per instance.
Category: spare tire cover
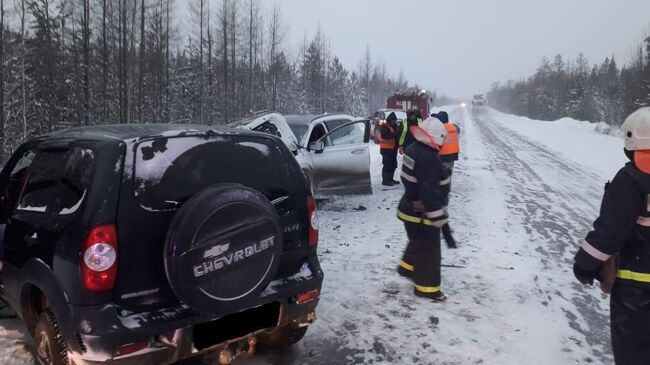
[164,184,282,314]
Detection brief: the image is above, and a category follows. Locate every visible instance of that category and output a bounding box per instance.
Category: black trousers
[401,221,442,291]
[381,149,398,183]
[611,284,650,365]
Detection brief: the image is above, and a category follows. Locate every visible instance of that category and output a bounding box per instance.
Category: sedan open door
[308,119,371,196]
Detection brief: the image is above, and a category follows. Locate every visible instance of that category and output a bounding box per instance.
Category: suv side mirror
[308,141,325,153]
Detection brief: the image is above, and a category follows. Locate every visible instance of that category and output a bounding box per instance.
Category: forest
[488,37,650,126]
[0,0,421,160]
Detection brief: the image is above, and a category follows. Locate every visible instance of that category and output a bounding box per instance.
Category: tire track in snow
[471,110,612,363]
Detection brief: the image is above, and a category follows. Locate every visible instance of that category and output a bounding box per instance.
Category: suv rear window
[17,151,64,213]
[16,147,94,215]
[134,135,300,211]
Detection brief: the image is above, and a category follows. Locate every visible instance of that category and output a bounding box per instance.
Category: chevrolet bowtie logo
[203,243,230,259]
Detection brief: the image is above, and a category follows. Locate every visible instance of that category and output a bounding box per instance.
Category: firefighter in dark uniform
[379,112,400,186]
[573,107,650,365]
[396,116,450,302]
[398,110,423,154]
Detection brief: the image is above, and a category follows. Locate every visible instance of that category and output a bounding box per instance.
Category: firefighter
[398,110,423,154]
[573,107,650,365]
[396,116,449,302]
[379,112,400,186]
[434,110,461,248]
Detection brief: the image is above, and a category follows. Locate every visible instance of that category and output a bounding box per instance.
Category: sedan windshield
[288,123,309,144]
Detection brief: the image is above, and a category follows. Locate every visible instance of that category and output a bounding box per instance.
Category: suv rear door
[114,133,311,314]
[308,119,371,196]
[0,143,96,301]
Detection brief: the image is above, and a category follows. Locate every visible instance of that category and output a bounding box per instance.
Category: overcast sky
[275,0,650,99]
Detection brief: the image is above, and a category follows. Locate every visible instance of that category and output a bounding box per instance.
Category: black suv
[0,125,323,364]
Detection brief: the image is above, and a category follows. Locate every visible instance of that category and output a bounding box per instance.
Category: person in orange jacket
[434,111,461,181]
[379,112,400,186]
[432,111,461,248]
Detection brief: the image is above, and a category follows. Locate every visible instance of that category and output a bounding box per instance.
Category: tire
[259,325,308,349]
[34,311,68,365]
[164,184,283,315]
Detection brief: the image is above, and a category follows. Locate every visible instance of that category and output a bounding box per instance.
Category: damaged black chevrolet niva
[0,124,323,364]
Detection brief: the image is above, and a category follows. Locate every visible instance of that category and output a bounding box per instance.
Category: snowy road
[238,107,614,365]
[0,108,615,364]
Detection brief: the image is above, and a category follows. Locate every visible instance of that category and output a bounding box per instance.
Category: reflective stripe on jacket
[575,162,650,287]
[439,123,460,161]
[397,141,447,226]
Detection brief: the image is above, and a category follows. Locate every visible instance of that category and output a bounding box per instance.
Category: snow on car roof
[285,113,355,125]
[43,124,252,142]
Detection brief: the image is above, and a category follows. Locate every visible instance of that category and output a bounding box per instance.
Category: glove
[442,223,457,249]
[573,263,597,286]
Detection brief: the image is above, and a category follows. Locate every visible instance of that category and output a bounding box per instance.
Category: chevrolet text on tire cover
[165,184,283,314]
[0,124,323,364]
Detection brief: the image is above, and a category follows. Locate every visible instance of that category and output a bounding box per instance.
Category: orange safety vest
[439,123,460,156]
[379,124,397,150]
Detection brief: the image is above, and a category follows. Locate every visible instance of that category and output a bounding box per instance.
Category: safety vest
[439,123,460,159]
[379,125,396,150]
[399,118,423,148]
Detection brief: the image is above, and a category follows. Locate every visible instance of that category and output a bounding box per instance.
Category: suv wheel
[259,325,308,349]
[34,311,68,365]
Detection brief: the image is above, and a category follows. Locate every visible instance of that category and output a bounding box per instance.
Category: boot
[397,266,413,279]
[414,288,448,302]
[442,223,457,249]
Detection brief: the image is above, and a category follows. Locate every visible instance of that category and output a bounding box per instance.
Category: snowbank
[488,109,627,179]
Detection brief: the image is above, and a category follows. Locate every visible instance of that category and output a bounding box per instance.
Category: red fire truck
[386,87,431,117]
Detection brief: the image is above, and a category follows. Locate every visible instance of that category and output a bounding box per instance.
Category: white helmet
[419,117,448,147]
[623,107,650,150]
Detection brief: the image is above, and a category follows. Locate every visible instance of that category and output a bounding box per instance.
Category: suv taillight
[307,197,319,248]
[81,224,118,292]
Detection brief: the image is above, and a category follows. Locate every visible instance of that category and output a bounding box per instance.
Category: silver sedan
[229,113,372,198]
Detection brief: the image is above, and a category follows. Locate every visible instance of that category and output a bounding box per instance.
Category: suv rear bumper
[63,258,323,364]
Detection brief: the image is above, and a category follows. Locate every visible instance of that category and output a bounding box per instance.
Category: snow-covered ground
[489,109,626,179]
[0,107,621,364]
[0,319,34,364]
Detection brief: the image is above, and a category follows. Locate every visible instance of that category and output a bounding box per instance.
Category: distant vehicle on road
[0,124,323,364]
[230,113,372,198]
[472,94,488,114]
